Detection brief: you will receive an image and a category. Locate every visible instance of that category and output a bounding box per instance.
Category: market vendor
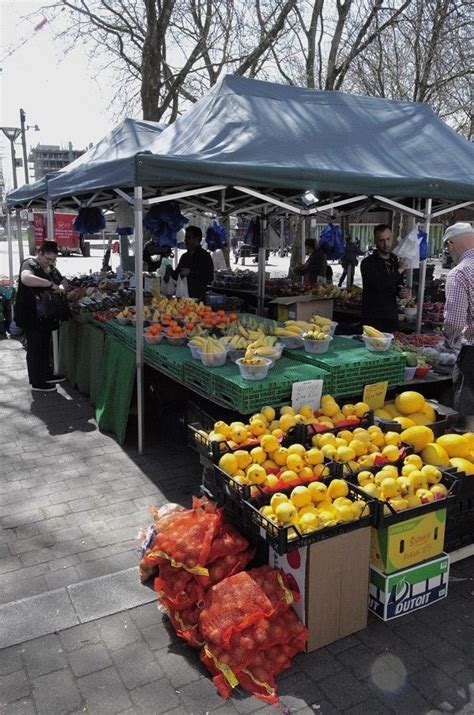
[442,222,474,428]
[143,239,172,273]
[361,224,408,332]
[172,225,214,301]
[296,239,328,285]
[15,241,68,392]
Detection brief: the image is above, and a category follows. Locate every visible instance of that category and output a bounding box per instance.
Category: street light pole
[0,127,21,189]
[19,109,29,184]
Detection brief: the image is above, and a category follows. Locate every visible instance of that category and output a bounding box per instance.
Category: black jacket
[15,258,63,329]
[361,252,403,332]
[172,246,214,301]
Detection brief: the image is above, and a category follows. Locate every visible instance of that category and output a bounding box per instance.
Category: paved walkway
[1,334,473,714]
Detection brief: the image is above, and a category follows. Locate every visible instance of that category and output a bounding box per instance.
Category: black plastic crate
[345,466,459,529]
[187,422,231,460]
[375,400,458,438]
[242,478,373,555]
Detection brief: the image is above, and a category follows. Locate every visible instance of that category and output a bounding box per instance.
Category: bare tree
[347,0,474,137]
[42,0,297,121]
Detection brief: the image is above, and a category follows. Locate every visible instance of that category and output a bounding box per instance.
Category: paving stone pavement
[1,334,474,714]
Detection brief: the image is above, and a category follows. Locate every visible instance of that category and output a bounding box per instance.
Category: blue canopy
[6,118,165,207]
[132,76,474,201]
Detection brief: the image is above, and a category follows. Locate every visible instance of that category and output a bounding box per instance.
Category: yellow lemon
[298,404,315,419]
[382,445,400,462]
[275,501,297,524]
[270,492,288,510]
[400,426,435,453]
[250,446,267,464]
[229,424,249,443]
[250,419,267,436]
[280,405,295,415]
[404,454,423,469]
[260,434,280,453]
[286,454,305,473]
[384,431,402,446]
[408,470,426,490]
[335,504,354,522]
[327,479,349,499]
[383,403,400,418]
[420,464,442,484]
[259,505,276,519]
[261,406,276,422]
[379,465,399,479]
[437,434,470,459]
[321,444,337,459]
[335,437,349,448]
[234,450,252,470]
[362,483,381,499]
[290,485,311,508]
[409,412,432,426]
[246,464,267,484]
[279,469,299,485]
[395,391,426,415]
[337,429,354,443]
[313,464,330,479]
[279,414,297,432]
[298,512,321,533]
[308,481,328,503]
[272,447,289,467]
[265,474,280,489]
[380,477,400,498]
[321,401,340,418]
[218,453,239,475]
[319,433,337,447]
[449,457,474,476]
[287,443,306,457]
[214,421,230,437]
[305,448,324,466]
[392,416,416,429]
[401,463,418,477]
[342,404,356,417]
[420,443,450,467]
[300,466,316,481]
[354,401,370,418]
[262,459,278,472]
[348,439,368,457]
[374,408,394,420]
[272,428,284,440]
[421,401,436,422]
[357,470,374,486]
[335,446,356,463]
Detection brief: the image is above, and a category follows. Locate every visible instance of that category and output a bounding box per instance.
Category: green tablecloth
[95,334,135,444]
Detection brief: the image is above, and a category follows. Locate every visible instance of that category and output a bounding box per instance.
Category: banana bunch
[189,336,226,354]
[303,330,329,341]
[274,320,312,337]
[245,335,278,358]
[310,315,333,333]
[363,325,385,338]
[226,335,249,350]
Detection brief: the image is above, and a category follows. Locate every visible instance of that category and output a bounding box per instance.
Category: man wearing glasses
[442,223,474,428]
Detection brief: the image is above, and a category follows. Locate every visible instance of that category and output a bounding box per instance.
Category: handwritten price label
[362,381,388,410]
[291,380,323,411]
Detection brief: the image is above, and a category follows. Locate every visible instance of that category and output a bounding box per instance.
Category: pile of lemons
[357,454,449,512]
[259,480,368,535]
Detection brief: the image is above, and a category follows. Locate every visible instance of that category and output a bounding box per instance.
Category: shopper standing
[338,236,359,288]
[15,241,68,392]
[361,224,408,332]
[442,223,474,428]
[172,226,214,301]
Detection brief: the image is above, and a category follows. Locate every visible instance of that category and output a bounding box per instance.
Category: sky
[0,0,124,190]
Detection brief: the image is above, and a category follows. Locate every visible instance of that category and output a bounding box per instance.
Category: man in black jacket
[361,224,408,332]
[172,226,214,301]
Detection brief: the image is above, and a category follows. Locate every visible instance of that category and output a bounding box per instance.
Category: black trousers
[24,326,52,386]
[453,346,474,425]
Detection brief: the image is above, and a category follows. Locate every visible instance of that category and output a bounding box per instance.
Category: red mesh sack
[154,562,206,610]
[206,523,249,563]
[199,571,277,648]
[197,547,255,589]
[250,565,300,612]
[154,497,222,573]
[164,603,204,647]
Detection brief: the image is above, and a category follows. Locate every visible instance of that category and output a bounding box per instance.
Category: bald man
[442,222,474,428]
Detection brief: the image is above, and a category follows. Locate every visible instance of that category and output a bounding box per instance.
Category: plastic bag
[418,229,428,261]
[175,275,189,298]
[206,222,227,251]
[318,223,344,260]
[393,227,420,268]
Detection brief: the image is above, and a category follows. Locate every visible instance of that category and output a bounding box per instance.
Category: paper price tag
[291,380,323,411]
[363,381,388,410]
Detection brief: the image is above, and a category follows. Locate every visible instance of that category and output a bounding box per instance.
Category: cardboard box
[370,508,446,574]
[271,296,334,322]
[368,553,449,621]
[269,527,371,652]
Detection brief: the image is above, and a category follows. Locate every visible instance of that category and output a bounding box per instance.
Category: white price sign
[291,380,323,411]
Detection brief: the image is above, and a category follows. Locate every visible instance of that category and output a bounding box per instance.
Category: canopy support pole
[432,201,473,218]
[134,186,145,455]
[6,210,14,286]
[257,209,267,316]
[46,200,55,239]
[16,210,24,264]
[373,196,424,219]
[415,198,432,333]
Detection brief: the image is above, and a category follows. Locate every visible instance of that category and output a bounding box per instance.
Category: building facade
[28,142,85,180]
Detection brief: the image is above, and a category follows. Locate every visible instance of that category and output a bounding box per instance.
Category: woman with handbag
[15,241,69,392]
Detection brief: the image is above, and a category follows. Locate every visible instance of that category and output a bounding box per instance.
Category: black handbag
[36,290,71,327]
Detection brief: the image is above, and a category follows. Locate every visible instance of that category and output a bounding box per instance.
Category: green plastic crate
[183,359,215,393]
[209,357,331,414]
[288,346,405,397]
[143,342,190,382]
[104,321,136,350]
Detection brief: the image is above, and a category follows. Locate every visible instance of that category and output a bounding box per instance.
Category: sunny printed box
[368,553,449,621]
[370,508,447,574]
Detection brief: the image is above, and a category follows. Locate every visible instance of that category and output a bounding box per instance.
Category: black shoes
[31,383,57,392]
